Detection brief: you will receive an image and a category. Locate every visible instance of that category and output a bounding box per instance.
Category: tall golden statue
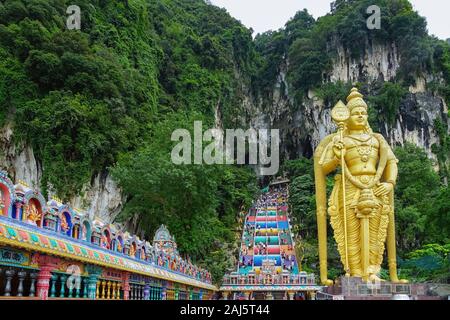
[314,88,407,285]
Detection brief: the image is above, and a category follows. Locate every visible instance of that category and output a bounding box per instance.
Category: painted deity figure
[26,203,41,226]
[81,224,87,240]
[129,245,136,257]
[314,88,407,285]
[60,214,69,232]
[101,235,110,249]
[0,189,5,215]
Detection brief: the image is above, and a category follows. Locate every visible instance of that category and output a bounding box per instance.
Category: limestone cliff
[0,123,124,222]
[236,39,449,170]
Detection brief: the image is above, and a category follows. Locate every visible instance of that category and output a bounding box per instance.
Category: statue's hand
[374,182,393,197]
[333,138,346,159]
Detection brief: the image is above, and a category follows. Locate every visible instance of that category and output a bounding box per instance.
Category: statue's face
[347,106,368,130]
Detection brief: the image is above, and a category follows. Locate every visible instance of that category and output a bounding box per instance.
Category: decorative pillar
[288,291,295,300]
[122,272,130,300]
[129,284,134,300]
[116,283,121,300]
[15,202,23,220]
[67,277,73,298]
[175,288,179,300]
[36,254,58,300]
[4,269,15,296]
[83,277,88,298]
[17,270,27,296]
[309,291,316,300]
[50,274,58,297]
[101,280,106,299]
[112,282,117,299]
[96,281,100,299]
[243,291,251,300]
[106,281,111,299]
[144,283,150,300]
[161,286,167,300]
[150,286,155,300]
[59,274,67,298]
[85,265,102,299]
[75,281,81,298]
[29,272,38,297]
[222,291,229,300]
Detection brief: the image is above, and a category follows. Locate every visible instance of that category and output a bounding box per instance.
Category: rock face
[0,123,124,224]
[237,40,449,172]
[386,92,448,159]
[1,40,448,223]
[69,172,124,222]
[329,41,400,83]
[0,123,41,188]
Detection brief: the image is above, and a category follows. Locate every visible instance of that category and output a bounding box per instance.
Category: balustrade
[0,268,41,298]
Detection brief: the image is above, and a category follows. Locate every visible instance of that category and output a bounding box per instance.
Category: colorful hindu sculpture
[60,214,69,233]
[101,234,110,249]
[314,88,408,284]
[26,203,41,225]
[129,244,136,257]
[81,224,87,240]
[0,189,5,215]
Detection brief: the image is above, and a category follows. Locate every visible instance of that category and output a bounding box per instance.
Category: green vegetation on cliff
[0,0,259,283]
[0,0,448,284]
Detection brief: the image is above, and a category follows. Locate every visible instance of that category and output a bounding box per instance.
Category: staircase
[238,183,299,276]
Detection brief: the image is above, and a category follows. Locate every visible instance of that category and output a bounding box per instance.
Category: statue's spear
[331,101,350,277]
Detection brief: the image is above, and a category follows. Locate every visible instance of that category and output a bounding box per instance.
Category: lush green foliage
[399,243,450,283]
[1,0,448,284]
[315,81,354,106]
[254,0,450,105]
[0,0,256,199]
[0,0,259,283]
[112,113,257,283]
[367,82,408,125]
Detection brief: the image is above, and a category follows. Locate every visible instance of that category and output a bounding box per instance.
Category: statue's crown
[346,87,368,111]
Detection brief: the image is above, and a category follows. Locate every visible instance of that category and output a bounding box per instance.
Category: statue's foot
[321,279,334,286]
[392,278,409,284]
[390,275,409,284]
[368,274,385,282]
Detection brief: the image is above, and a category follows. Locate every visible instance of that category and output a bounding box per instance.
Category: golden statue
[314,88,407,285]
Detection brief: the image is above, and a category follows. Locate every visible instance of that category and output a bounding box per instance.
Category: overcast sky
[210,0,449,40]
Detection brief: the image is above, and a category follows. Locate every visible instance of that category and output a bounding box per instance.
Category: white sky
[210,0,449,40]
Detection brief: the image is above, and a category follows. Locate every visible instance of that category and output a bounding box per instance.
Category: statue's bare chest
[343,134,380,167]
